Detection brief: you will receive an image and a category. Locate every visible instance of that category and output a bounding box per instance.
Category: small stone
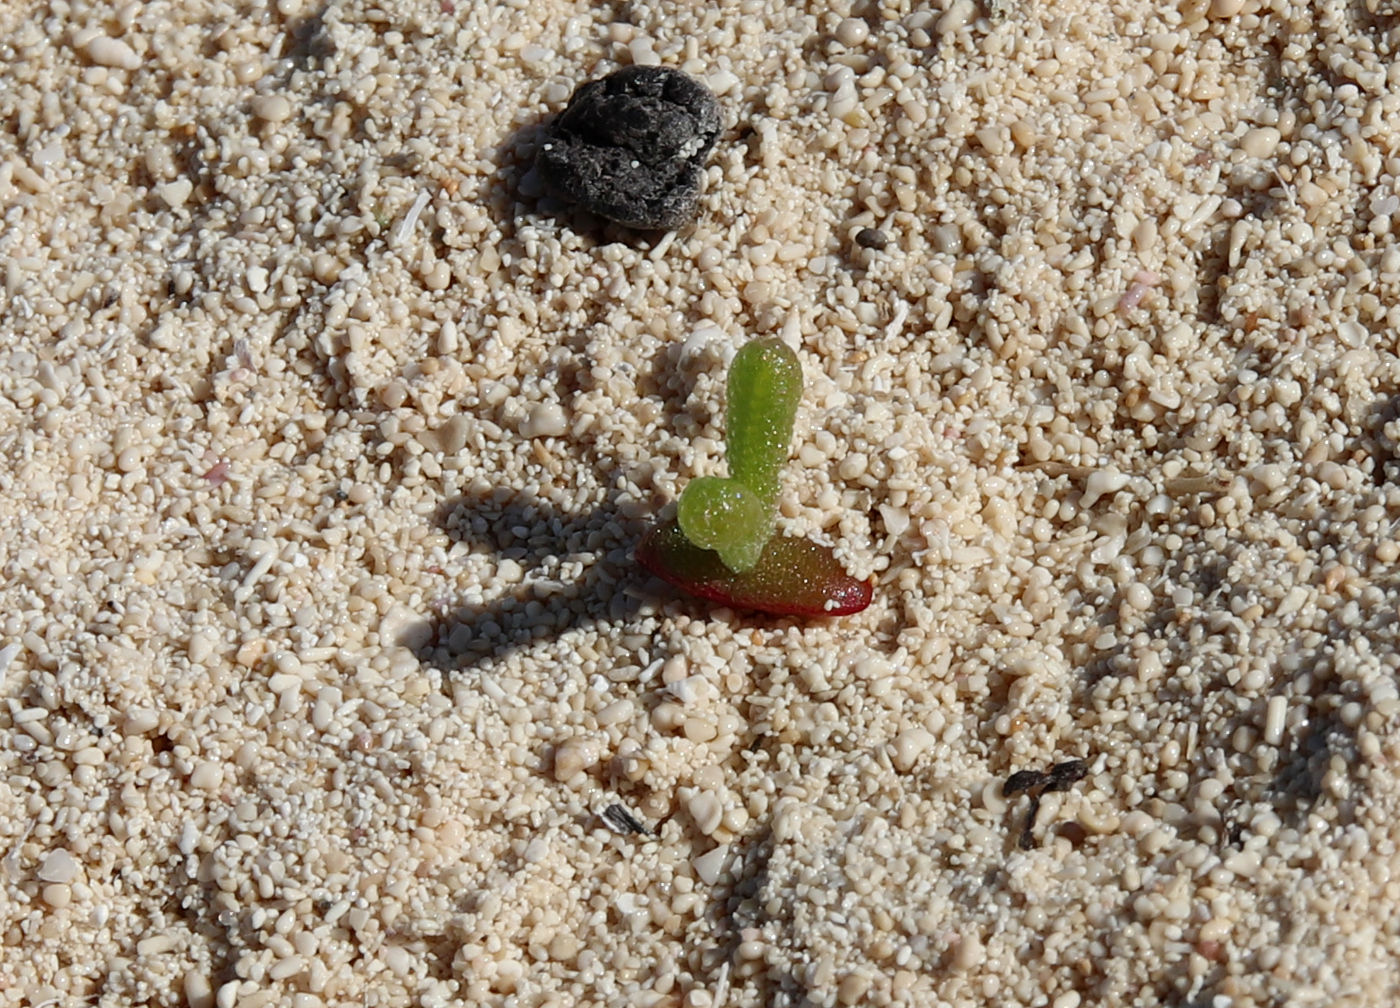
[38,849,79,884]
[691,844,729,885]
[433,414,472,454]
[854,227,888,250]
[537,66,722,230]
[1080,468,1130,509]
[184,972,215,1008]
[157,179,193,209]
[234,639,266,668]
[124,708,160,734]
[1240,125,1281,159]
[137,933,177,956]
[189,761,224,791]
[951,931,984,970]
[834,18,870,47]
[552,736,599,782]
[687,788,724,835]
[838,971,871,1005]
[549,931,580,960]
[84,35,141,70]
[891,728,934,772]
[521,402,568,438]
[251,94,293,123]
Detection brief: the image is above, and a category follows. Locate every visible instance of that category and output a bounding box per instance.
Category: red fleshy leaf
[636,518,873,617]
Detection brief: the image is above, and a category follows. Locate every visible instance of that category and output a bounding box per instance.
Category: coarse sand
[3,0,1400,1005]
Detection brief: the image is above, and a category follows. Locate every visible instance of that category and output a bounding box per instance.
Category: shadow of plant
[406,484,649,674]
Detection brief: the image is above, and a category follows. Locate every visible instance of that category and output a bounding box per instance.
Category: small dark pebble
[854,227,888,250]
[537,66,722,231]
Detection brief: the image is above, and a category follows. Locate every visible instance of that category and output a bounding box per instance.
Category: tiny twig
[601,803,652,836]
[1003,758,1089,849]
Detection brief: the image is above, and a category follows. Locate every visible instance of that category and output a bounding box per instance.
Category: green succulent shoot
[676,337,802,571]
[637,336,872,618]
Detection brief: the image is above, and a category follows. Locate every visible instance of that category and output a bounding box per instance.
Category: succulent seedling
[637,337,873,617]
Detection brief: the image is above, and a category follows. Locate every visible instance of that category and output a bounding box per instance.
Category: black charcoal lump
[537,66,722,231]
